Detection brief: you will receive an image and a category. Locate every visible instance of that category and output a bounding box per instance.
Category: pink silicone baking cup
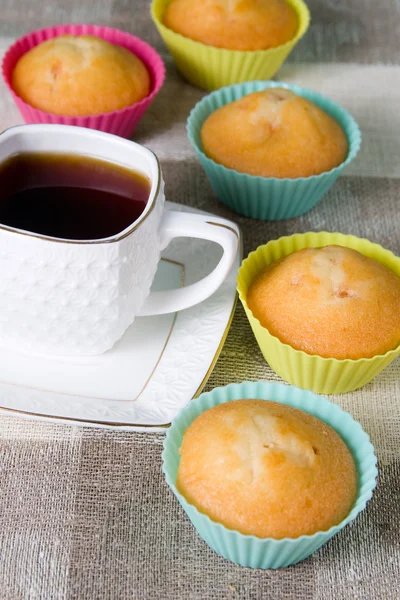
[2,24,166,138]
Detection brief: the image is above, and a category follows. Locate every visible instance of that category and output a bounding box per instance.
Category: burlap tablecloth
[0,1,399,598]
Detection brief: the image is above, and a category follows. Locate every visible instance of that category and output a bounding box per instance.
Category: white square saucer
[0,202,241,431]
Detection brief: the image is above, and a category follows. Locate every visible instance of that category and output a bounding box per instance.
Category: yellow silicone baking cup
[151,0,310,90]
[237,232,400,394]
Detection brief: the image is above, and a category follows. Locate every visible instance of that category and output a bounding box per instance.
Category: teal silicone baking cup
[162,381,377,569]
[187,81,362,220]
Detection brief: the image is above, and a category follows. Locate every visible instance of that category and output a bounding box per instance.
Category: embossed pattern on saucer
[0,202,241,431]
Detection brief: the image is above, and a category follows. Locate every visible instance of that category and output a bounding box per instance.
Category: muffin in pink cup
[1,24,166,138]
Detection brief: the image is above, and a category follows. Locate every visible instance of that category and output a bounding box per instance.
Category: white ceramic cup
[0,125,239,356]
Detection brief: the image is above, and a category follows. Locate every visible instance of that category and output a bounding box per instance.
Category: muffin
[11,35,151,116]
[247,245,400,360]
[163,0,298,51]
[201,88,349,178]
[177,399,358,539]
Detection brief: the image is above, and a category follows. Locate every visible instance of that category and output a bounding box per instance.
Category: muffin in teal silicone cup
[187,82,361,220]
[162,381,377,569]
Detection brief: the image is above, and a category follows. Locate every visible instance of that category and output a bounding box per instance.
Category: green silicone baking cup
[162,381,377,569]
[237,232,400,394]
[151,0,310,90]
[187,81,361,220]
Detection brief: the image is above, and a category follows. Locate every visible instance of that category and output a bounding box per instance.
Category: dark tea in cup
[0,153,150,240]
[0,124,238,356]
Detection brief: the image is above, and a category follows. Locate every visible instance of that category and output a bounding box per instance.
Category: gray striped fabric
[0,0,399,598]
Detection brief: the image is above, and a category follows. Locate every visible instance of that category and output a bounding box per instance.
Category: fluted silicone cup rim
[151,0,310,58]
[237,232,400,365]
[187,80,361,183]
[162,381,377,560]
[151,0,310,91]
[1,24,166,121]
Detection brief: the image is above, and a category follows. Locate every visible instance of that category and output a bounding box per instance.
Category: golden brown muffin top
[12,35,151,116]
[247,245,400,359]
[164,0,298,51]
[201,88,349,178]
[177,399,357,539]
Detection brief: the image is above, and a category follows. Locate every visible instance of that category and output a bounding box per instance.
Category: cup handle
[138,211,239,316]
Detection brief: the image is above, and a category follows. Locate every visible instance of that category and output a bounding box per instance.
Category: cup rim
[1,23,166,121]
[237,231,400,364]
[162,380,378,544]
[0,123,161,245]
[151,0,310,56]
[187,81,362,182]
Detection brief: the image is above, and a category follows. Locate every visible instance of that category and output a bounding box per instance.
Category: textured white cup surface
[0,125,238,356]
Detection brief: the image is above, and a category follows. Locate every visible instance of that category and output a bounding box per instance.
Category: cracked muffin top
[11,35,151,116]
[247,245,400,359]
[177,399,357,539]
[200,88,348,178]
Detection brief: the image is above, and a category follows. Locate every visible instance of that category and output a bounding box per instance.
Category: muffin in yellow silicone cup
[150,0,310,90]
[237,232,400,394]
